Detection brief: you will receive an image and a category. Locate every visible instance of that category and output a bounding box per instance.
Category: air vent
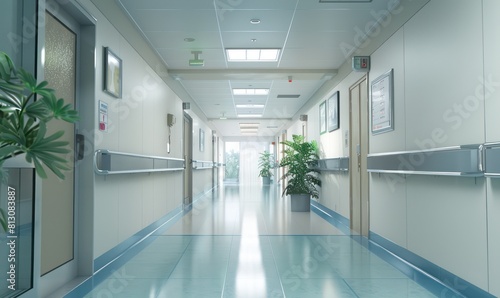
[277,94,300,99]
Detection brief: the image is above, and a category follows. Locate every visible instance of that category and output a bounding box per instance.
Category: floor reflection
[79,183,438,298]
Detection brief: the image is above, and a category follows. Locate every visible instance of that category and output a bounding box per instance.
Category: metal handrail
[192,159,215,170]
[94,149,184,175]
[316,157,349,172]
[367,144,483,177]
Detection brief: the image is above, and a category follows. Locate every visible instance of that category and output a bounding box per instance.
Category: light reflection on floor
[82,182,437,298]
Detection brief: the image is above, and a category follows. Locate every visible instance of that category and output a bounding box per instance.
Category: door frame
[183,113,193,206]
[212,131,219,189]
[32,1,96,297]
[349,75,370,236]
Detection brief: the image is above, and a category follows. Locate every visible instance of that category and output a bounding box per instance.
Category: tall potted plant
[258,150,275,185]
[279,134,321,211]
[0,51,78,232]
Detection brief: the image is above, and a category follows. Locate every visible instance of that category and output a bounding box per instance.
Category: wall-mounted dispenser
[167,113,176,127]
[167,113,176,153]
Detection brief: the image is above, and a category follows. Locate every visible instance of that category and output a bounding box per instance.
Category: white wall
[77,0,212,259]
[286,0,500,295]
[369,0,490,291]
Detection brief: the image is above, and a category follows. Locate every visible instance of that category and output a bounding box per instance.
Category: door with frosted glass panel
[41,11,76,275]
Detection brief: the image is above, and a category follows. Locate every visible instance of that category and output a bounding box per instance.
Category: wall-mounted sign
[99,100,108,132]
[371,69,394,134]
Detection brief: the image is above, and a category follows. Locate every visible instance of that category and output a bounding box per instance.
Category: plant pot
[262,176,271,185]
[290,194,311,212]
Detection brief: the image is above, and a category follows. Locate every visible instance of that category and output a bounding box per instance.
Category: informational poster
[371,69,394,134]
[327,91,339,132]
[99,100,108,132]
[319,100,326,134]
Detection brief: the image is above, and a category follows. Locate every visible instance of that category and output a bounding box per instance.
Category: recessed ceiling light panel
[239,123,259,128]
[233,88,269,95]
[226,49,280,62]
[236,104,265,108]
[237,114,263,118]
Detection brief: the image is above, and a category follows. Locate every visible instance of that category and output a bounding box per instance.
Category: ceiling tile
[119,0,215,10]
[221,32,288,49]
[112,0,430,137]
[218,10,295,32]
[129,10,218,32]
[146,31,222,49]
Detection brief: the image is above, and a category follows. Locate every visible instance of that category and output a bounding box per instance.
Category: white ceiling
[105,0,429,138]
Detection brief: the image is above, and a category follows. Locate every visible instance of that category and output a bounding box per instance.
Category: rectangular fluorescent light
[233,88,269,96]
[240,128,258,132]
[236,104,265,108]
[239,123,259,128]
[237,114,263,118]
[226,49,280,62]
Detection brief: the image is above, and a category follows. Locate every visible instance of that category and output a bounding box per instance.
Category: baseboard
[310,199,351,235]
[369,231,495,298]
[93,205,183,272]
[63,187,216,297]
[312,200,494,298]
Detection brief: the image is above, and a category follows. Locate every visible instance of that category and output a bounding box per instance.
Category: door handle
[356,144,361,171]
[76,134,85,161]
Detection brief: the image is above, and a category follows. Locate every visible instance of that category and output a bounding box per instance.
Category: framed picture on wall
[327,91,340,132]
[319,100,327,134]
[103,47,122,98]
[199,128,205,152]
[371,69,394,134]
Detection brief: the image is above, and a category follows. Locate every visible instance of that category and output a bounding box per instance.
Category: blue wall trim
[66,188,216,297]
[93,205,183,272]
[93,187,216,272]
[310,200,351,235]
[312,201,494,298]
[369,231,495,298]
[66,205,188,298]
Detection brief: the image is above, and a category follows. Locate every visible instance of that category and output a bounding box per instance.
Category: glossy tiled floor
[82,182,437,298]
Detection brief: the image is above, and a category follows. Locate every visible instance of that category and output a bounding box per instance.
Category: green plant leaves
[0,207,7,233]
[279,134,321,198]
[24,123,71,179]
[41,93,79,123]
[0,51,17,81]
[0,52,78,180]
[258,151,275,177]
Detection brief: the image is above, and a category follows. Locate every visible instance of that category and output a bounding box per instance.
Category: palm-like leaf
[279,135,321,198]
[0,207,7,233]
[258,151,275,177]
[0,51,78,182]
